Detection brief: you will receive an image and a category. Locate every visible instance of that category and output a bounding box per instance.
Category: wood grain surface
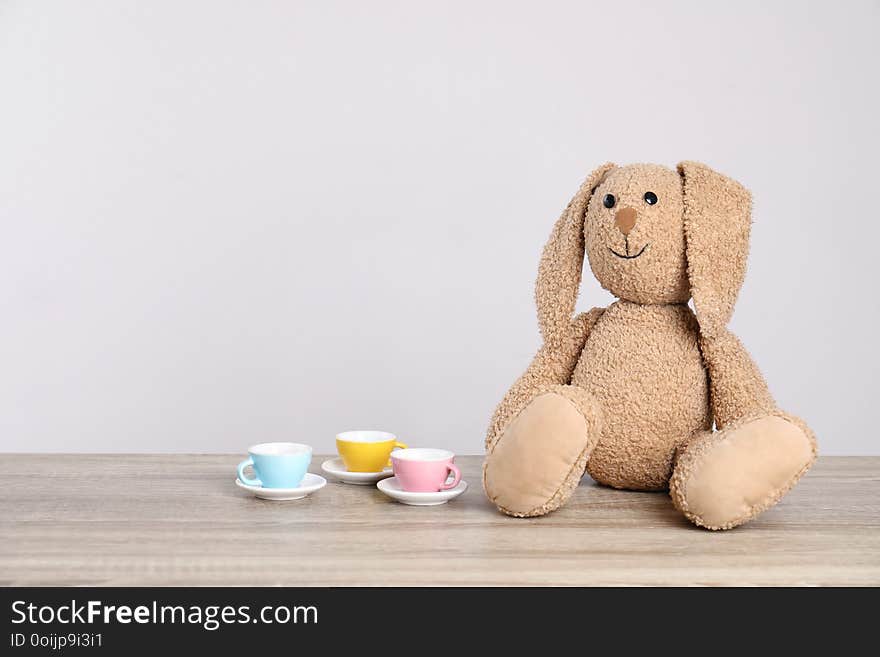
[1,455,878,586]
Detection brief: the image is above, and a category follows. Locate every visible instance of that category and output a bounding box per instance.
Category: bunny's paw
[670,414,817,530]
[483,387,600,517]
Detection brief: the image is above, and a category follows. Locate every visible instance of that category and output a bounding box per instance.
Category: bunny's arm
[485,308,603,451]
[698,328,777,429]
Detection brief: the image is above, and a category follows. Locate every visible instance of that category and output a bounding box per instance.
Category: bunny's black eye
[603,194,616,209]
[643,191,658,205]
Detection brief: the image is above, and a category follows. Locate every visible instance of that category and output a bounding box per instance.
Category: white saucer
[376,477,468,506]
[235,473,326,500]
[321,457,393,485]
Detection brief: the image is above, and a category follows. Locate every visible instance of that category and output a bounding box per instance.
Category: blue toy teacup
[237,442,312,489]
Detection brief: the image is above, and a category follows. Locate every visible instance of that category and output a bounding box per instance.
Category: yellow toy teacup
[336,430,407,473]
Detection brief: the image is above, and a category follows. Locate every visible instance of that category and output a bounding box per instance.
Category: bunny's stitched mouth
[608,244,649,260]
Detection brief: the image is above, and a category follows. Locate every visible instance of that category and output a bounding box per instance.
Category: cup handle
[386,441,408,468]
[440,463,461,491]
[237,458,262,487]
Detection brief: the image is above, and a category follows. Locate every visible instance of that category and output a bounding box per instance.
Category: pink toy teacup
[390,448,461,493]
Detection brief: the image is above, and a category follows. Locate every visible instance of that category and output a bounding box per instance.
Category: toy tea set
[235,430,467,506]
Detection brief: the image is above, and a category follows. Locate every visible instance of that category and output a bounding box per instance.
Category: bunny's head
[535,161,751,344]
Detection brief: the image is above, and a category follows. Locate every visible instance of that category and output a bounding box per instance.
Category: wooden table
[2,455,878,586]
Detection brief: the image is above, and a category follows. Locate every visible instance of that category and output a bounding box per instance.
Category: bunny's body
[572,301,709,490]
[483,162,816,529]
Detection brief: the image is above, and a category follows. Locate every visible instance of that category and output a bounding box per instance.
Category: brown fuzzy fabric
[572,301,710,490]
[483,161,818,530]
[699,328,775,429]
[535,163,615,350]
[679,161,752,339]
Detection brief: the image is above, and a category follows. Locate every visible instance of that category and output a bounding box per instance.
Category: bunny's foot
[669,412,817,530]
[483,385,601,517]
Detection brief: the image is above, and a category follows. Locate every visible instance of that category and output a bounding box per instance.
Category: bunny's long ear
[678,161,752,339]
[535,162,615,347]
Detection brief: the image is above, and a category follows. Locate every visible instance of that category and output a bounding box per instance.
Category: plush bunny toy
[483,162,817,530]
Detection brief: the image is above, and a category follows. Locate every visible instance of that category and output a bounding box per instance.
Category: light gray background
[1,1,877,455]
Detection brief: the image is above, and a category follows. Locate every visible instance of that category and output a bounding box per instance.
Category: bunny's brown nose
[615,207,637,236]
